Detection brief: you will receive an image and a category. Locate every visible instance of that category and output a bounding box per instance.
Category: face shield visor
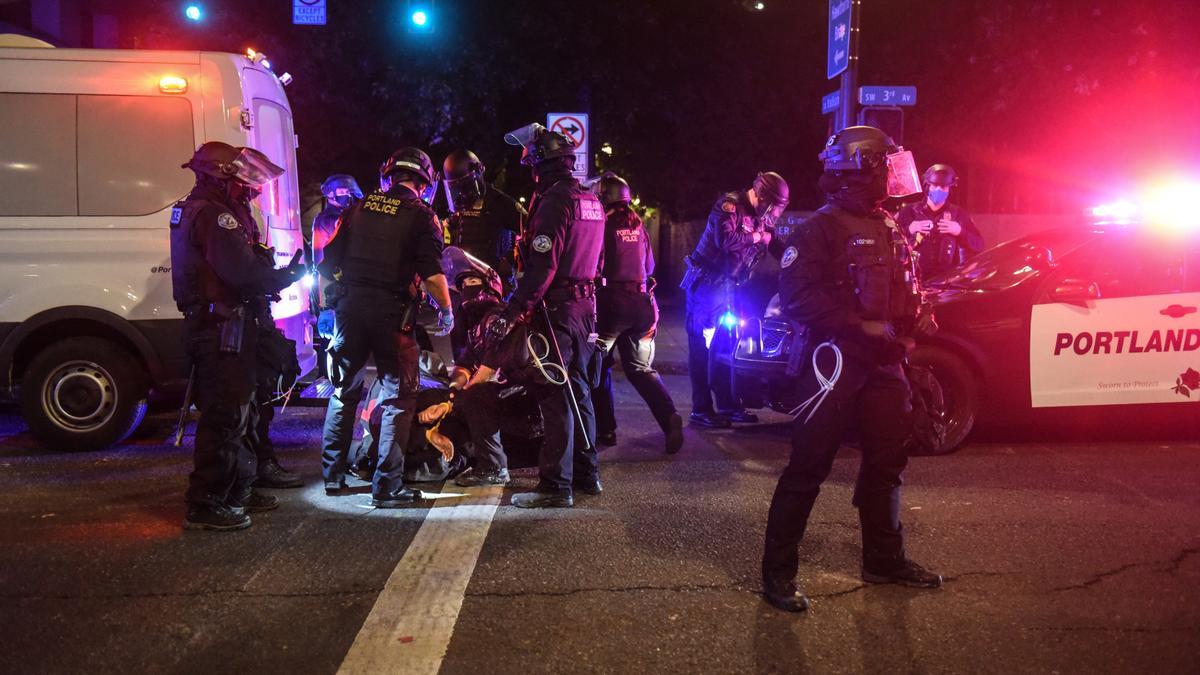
[884,149,922,199]
[444,173,484,213]
[230,147,285,188]
[420,172,441,205]
[757,202,787,230]
[504,123,546,150]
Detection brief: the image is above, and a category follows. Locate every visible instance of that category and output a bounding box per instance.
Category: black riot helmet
[922,163,958,188]
[751,171,789,219]
[597,172,631,207]
[504,123,577,170]
[183,141,283,187]
[379,147,436,190]
[818,126,898,173]
[442,149,487,213]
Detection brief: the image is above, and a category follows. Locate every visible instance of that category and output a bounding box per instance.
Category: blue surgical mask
[927,187,950,207]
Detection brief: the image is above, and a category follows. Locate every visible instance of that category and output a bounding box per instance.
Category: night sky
[114,0,1200,217]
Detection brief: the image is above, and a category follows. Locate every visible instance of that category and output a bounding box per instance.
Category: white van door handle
[1159,304,1197,319]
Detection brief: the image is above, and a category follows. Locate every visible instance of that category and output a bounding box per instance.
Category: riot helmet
[183,142,284,188]
[321,174,363,209]
[442,149,487,213]
[379,147,436,193]
[597,172,631,208]
[818,126,921,200]
[751,171,789,228]
[922,164,958,188]
[504,123,577,172]
[441,246,503,301]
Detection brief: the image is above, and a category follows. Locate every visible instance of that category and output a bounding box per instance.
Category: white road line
[337,484,502,675]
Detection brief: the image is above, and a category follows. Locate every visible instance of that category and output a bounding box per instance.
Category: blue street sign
[293,0,326,26]
[827,0,852,80]
[821,91,841,115]
[858,85,917,106]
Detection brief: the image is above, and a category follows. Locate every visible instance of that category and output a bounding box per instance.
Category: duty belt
[545,279,596,301]
[607,281,648,293]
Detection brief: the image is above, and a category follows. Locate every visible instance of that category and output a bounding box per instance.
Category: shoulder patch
[531,234,553,253]
[217,212,239,230]
[721,201,737,213]
[780,246,798,268]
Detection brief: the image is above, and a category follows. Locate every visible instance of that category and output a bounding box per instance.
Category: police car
[725,190,1200,452]
[914,188,1200,451]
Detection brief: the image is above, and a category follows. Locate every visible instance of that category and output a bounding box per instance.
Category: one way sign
[546,112,589,179]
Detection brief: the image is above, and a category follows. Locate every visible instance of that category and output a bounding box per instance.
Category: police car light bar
[1091,180,1200,233]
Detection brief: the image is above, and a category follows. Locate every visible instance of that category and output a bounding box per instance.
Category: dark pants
[247,386,276,465]
[321,290,420,498]
[185,314,259,509]
[762,352,913,583]
[594,288,677,435]
[456,382,507,473]
[685,281,737,414]
[536,297,599,493]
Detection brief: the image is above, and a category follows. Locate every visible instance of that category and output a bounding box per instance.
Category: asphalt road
[1,373,1198,674]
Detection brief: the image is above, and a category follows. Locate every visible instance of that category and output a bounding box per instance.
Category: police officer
[441,149,526,289]
[762,126,942,612]
[591,173,684,454]
[682,172,789,428]
[317,147,454,508]
[895,164,983,279]
[171,142,305,530]
[312,174,362,266]
[496,123,604,508]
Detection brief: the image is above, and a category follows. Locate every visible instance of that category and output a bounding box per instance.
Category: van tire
[909,346,977,454]
[19,337,150,452]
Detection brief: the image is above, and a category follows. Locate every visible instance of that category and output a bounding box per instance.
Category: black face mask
[333,195,353,209]
[819,168,888,213]
[229,181,260,203]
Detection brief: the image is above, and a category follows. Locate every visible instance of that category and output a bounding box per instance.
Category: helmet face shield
[231,147,284,187]
[444,173,484,212]
[503,123,546,149]
[758,202,786,230]
[884,149,922,199]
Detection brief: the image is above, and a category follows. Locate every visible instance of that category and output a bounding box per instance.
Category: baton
[539,301,593,452]
[173,364,196,447]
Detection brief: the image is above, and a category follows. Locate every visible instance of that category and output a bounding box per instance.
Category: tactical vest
[169,195,252,310]
[820,204,920,323]
[338,192,426,293]
[603,206,649,283]
[526,179,605,282]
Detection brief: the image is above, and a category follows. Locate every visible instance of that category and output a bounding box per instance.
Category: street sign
[827,0,851,80]
[858,85,917,106]
[821,91,841,115]
[293,0,326,26]
[546,112,589,179]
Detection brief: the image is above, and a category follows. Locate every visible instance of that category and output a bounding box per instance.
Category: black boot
[664,413,684,454]
[371,488,418,508]
[229,490,279,514]
[454,468,511,487]
[862,559,943,588]
[255,458,304,489]
[184,504,251,531]
[718,408,759,424]
[763,579,810,613]
[511,490,574,508]
[597,431,618,447]
[689,410,731,429]
[574,477,603,496]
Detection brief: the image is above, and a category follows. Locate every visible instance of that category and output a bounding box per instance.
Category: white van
[0,36,313,450]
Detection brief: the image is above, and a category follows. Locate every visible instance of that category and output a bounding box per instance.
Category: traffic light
[405,0,435,33]
[858,106,904,145]
[183,4,202,22]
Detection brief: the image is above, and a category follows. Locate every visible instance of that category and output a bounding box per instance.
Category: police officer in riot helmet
[317,147,454,508]
[591,173,684,454]
[171,141,306,530]
[681,171,789,428]
[495,123,605,508]
[442,149,525,289]
[762,126,942,612]
[895,164,984,279]
[312,174,363,267]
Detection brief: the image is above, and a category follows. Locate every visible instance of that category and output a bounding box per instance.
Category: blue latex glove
[317,309,335,339]
[434,306,454,337]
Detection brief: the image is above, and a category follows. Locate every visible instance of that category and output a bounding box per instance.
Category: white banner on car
[1029,292,1200,408]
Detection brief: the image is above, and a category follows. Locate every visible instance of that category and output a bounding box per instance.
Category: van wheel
[19,338,149,452]
[909,346,977,455]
